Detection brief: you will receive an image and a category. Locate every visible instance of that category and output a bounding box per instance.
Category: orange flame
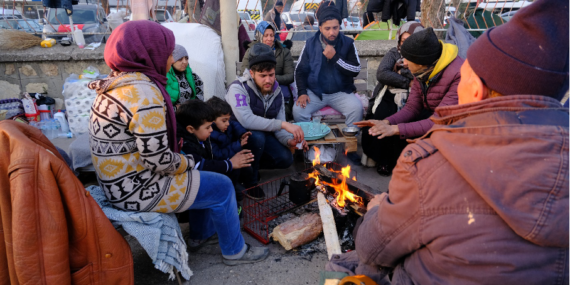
[312,146,321,166]
[310,147,362,208]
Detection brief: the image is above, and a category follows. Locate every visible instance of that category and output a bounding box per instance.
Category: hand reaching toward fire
[367,194,384,211]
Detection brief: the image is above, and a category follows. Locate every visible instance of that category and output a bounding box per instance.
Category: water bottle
[54,110,70,133]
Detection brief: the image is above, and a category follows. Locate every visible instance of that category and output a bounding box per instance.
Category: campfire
[308,146,367,214]
[243,146,376,258]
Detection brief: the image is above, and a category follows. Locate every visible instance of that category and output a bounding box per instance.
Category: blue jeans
[246,131,294,182]
[187,171,245,256]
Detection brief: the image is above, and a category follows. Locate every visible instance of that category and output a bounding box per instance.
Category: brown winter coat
[356,95,569,284]
[0,121,134,284]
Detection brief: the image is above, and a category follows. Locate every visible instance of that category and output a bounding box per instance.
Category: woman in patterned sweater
[88,21,269,265]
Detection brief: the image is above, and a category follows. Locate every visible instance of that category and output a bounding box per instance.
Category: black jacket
[368,47,413,118]
[295,31,361,99]
[375,47,413,92]
[177,123,232,175]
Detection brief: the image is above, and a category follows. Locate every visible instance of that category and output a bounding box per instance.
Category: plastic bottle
[54,110,70,133]
[74,29,86,48]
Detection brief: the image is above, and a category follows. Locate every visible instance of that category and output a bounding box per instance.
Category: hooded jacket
[240,39,295,85]
[386,41,462,139]
[225,72,293,147]
[210,120,247,160]
[0,121,134,284]
[177,123,233,175]
[356,95,569,284]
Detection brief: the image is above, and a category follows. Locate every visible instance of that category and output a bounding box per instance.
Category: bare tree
[421,0,446,37]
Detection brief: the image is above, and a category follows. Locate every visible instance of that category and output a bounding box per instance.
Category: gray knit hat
[172,44,188,62]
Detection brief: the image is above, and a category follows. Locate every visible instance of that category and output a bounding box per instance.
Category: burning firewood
[270,213,323,251]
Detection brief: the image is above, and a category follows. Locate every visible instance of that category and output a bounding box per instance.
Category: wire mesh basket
[242,163,356,244]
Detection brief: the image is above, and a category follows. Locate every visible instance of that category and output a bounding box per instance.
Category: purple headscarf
[104,21,179,152]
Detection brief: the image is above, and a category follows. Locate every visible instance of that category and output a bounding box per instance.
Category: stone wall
[0,40,397,100]
[0,45,110,100]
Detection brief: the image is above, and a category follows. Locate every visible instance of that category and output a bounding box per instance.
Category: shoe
[246,186,265,200]
[222,244,269,266]
[376,165,392,177]
[188,233,219,252]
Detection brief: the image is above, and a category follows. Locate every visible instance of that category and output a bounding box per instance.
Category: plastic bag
[62,73,97,136]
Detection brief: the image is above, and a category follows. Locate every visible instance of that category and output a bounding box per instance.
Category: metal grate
[242,162,355,244]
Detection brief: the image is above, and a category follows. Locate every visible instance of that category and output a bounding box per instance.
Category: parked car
[0,19,43,37]
[239,11,256,40]
[42,4,109,44]
[280,12,318,29]
[500,10,517,22]
[0,8,23,19]
[154,9,174,23]
[342,16,362,30]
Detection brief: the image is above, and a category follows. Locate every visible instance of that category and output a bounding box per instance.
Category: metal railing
[233,0,532,39]
[0,0,531,39]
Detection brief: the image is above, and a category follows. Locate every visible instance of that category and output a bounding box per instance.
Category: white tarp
[162,23,226,101]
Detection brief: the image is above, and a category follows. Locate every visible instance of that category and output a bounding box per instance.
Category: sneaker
[222,244,269,266]
[246,186,265,200]
[188,233,219,252]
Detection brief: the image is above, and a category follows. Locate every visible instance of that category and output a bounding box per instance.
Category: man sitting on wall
[293,1,363,128]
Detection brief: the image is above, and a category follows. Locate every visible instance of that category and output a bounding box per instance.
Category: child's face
[187,121,213,141]
[214,114,231,133]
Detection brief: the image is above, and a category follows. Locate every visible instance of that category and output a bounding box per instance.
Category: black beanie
[467,0,569,99]
[316,1,341,26]
[400,27,442,66]
[275,0,283,6]
[248,43,277,69]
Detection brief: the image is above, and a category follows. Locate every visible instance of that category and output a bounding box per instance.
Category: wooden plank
[324,131,337,142]
[318,192,342,260]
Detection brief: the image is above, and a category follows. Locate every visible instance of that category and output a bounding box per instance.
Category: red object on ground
[57,24,85,32]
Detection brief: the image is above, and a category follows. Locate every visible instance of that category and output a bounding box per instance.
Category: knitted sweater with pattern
[88,72,200,213]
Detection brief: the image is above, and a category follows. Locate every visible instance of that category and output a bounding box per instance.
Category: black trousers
[362,91,408,171]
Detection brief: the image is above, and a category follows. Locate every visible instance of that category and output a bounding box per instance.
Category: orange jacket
[0,121,134,285]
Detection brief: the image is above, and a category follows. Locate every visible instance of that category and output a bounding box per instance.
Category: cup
[312,116,321,134]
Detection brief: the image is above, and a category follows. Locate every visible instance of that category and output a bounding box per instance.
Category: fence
[1,0,529,40]
[233,0,530,39]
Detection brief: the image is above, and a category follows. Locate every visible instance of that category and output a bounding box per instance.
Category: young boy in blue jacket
[176,100,255,203]
[207,97,263,199]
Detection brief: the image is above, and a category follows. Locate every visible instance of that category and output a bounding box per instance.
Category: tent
[354,21,400,41]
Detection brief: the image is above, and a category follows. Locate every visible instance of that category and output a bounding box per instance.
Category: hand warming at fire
[367,194,384,211]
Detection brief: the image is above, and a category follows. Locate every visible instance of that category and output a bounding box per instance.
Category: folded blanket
[86,185,193,281]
